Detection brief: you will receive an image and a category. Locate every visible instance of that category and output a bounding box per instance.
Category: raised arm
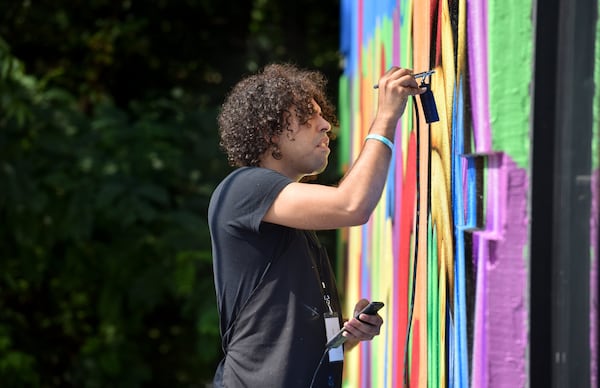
[263,67,425,230]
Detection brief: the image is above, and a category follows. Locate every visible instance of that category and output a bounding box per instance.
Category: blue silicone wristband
[365,134,394,151]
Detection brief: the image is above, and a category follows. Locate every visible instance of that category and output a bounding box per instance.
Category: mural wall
[337,0,599,387]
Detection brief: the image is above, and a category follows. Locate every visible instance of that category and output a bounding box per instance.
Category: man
[209,63,424,387]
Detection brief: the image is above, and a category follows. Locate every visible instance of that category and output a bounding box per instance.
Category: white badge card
[324,313,344,362]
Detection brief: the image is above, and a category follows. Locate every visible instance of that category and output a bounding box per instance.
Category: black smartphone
[325,301,384,349]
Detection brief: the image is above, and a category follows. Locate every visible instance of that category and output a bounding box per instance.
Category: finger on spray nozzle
[373,70,436,89]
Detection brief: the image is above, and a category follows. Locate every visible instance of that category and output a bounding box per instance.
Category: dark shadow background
[0,1,341,386]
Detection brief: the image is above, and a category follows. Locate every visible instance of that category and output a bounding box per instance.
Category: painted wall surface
[337,1,599,387]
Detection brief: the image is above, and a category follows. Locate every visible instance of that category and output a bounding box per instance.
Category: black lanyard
[306,230,335,314]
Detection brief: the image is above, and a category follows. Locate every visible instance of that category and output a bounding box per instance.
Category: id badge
[324,312,344,362]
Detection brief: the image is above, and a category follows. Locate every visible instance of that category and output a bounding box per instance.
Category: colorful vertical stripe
[338,1,540,386]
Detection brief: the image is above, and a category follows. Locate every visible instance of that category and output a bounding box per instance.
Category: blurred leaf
[0,0,340,385]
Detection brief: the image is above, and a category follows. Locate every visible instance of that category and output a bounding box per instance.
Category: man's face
[274,99,332,181]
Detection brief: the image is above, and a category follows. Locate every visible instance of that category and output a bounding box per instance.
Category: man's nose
[321,118,331,132]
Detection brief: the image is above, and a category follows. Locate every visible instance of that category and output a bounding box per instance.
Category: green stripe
[432,222,439,387]
[338,74,351,171]
[488,0,534,167]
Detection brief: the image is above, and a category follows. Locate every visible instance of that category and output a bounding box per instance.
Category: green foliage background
[0,1,340,386]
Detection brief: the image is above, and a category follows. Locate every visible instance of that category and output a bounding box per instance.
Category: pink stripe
[467,0,492,152]
[468,0,491,383]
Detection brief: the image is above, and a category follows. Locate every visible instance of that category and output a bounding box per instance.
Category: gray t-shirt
[208,167,343,387]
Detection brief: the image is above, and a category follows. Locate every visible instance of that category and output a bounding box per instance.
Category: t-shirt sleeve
[209,167,293,233]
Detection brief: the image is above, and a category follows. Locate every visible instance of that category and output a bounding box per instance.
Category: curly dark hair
[217,63,338,167]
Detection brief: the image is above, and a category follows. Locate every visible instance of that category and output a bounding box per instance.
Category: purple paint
[467,0,492,152]
[472,232,488,388]
[467,0,528,385]
[473,155,528,387]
